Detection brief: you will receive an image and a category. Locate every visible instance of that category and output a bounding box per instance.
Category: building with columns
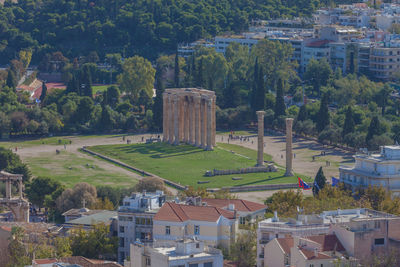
[162,88,216,151]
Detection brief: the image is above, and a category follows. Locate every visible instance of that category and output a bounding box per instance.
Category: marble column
[189,97,195,145]
[162,93,168,142]
[194,95,201,147]
[174,95,180,145]
[200,98,206,149]
[168,95,174,144]
[184,98,189,143]
[179,96,184,142]
[256,111,266,166]
[285,118,294,176]
[19,178,23,198]
[212,95,216,147]
[206,98,213,151]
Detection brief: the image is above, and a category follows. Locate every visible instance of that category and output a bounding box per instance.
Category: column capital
[256,110,266,117]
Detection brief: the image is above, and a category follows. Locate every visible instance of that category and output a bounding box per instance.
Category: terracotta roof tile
[60,256,122,267]
[308,234,345,252]
[33,258,58,264]
[154,202,235,222]
[202,198,267,212]
[300,249,332,260]
[276,237,294,254]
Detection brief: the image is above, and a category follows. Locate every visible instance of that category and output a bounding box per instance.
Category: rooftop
[63,211,117,226]
[199,198,267,213]
[154,202,235,222]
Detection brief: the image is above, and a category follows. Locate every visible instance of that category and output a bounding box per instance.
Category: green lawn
[24,150,137,188]
[88,142,309,188]
[93,84,116,93]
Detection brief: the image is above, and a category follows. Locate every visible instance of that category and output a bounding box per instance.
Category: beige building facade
[153,202,238,251]
[163,88,216,150]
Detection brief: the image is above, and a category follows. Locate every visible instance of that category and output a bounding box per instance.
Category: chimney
[273,211,279,222]
[233,210,237,219]
[228,203,235,211]
[314,248,318,258]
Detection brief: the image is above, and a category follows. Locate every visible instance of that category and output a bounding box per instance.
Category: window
[166,226,171,235]
[310,264,314,267]
[189,264,198,267]
[119,226,124,233]
[145,257,151,266]
[321,264,324,267]
[196,243,200,248]
[120,252,125,261]
[204,262,213,267]
[194,225,200,235]
[375,238,385,245]
[375,221,381,229]
[119,237,124,248]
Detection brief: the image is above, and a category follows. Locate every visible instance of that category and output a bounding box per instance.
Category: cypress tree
[81,67,93,98]
[153,70,164,130]
[40,81,47,102]
[174,53,180,88]
[366,116,380,145]
[197,58,203,87]
[297,105,308,122]
[316,93,330,133]
[6,70,16,89]
[274,78,286,119]
[342,106,355,138]
[313,166,326,196]
[255,66,266,111]
[250,58,259,112]
[66,74,79,94]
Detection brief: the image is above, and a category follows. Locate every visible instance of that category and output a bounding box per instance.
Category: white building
[124,238,223,267]
[214,32,266,54]
[339,146,400,195]
[117,191,166,263]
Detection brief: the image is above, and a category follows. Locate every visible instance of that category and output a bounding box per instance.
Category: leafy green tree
[229,227,257,267]
[274,78,286,119]
[304,58,332,96]
[296,105,308,122]
[54,237,72,257]
[250,58,260,112]
[26,177,64,208]
[69,223,117,260]
[80,65,93,97]
[103,86,120,108]
[342,106,355,138]
[0,147,31,182]
[316,93,330,133]
[375,84,392,115]
[8,227,30,267]
[117,56,156,98]
[39,81,47,102]
[313,167,326,195]
[0,111,11,137]
[265,190,303,218]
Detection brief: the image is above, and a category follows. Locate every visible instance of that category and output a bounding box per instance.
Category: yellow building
[153,202,238,251]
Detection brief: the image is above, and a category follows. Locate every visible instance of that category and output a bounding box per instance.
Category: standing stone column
[212,95,216,147]
[256,111,266,166]
[179,96,184,142]
[174,95,180,145]
[189,97,195,145]
[206,98,213,151]
[168,95,174,144]
[183,99,188,143]
[201,98,207,149]
[162,93,168,142]
[194,95,201,147]
[285,118,294,176]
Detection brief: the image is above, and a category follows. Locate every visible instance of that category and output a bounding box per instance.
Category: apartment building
[339,145,400,195]
[153,202,238,251]
[214,32,265,54]
[263,234,358,267]
[257,212,330,267]
[117,191,166,263]
[329,210,400,264]
[125,238,223,267]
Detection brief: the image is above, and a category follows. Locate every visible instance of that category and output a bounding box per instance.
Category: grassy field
[24,150,137,188]
[93,84,116,93]
[88,142,309,188]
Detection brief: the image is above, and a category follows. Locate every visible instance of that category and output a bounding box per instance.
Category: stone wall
[206,164,277,177]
